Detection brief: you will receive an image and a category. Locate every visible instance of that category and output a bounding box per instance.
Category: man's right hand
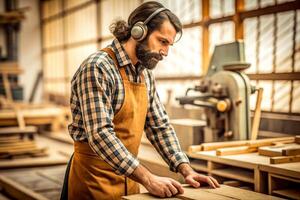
[143,173,184,197]
[129,164,184,198]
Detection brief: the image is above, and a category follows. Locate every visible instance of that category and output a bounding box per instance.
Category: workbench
[188,150,300,199]
[123,185,283,200]
[138,135,300,200]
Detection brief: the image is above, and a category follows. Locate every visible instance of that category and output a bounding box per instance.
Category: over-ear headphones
[131,7,168,41]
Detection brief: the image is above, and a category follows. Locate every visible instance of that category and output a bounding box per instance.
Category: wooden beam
[216,146,257,156]
[199,137,294,151]
[202,0,210,75]
[250,88,263,140]
[234,0,244,40]
[282,147,300,156]
[240,1,300,19]
[270,155,300,164]
[247,72,300,80]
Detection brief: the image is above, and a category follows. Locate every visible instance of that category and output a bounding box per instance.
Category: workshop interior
[0,0,299,199]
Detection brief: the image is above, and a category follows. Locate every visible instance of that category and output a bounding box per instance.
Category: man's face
[136,20,176,70]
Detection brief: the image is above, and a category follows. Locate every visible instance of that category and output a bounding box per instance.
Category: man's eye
[160,40,167,45]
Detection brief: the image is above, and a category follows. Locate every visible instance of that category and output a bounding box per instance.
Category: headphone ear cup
[131,22,148,41]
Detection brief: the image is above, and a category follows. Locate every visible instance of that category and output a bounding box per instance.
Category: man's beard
[135,40,163,70]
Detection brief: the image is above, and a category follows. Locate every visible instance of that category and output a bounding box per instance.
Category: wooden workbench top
[122,185,283,200]
[188,150,300,179]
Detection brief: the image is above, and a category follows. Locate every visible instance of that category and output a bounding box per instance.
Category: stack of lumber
[0,126,47,159]
[189,136,299,164]
[258,137,300,164]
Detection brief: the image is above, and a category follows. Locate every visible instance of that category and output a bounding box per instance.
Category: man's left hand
[178,163,220,189]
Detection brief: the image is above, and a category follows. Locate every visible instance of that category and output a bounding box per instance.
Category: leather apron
[67,48,148,200]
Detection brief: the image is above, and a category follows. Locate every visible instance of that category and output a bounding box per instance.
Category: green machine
[177,41,255,142]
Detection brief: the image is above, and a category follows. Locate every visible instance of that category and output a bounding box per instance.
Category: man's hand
[178,163,220,188]
[129,165,184,198]
[143,174,184,198]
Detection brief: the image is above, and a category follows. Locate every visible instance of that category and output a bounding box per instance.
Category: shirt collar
[110,39,132,67]
[109,39,145,75]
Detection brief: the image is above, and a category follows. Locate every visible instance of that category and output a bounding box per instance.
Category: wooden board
[258,143,300,157]
[295,136,300,144]
[216,146,257,156]
[122,185,283,200]
[0,126,37,135]
[270,155,300,164]
[193,137,295,152]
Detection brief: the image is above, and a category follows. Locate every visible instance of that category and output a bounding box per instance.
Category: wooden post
[202,0,210,75]
[251,88,263,140]
[234,0,245,40]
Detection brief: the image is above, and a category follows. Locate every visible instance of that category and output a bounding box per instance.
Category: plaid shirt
[68,39,189,176]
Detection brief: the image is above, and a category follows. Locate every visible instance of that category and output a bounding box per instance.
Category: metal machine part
[177,41,254,142]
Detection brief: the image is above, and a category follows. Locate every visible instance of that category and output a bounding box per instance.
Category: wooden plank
[0,126,37,135]
[15,108,26,130]
[201,141,251,151]
[201,185,283,200]
[258,144,300,157]
[295,135,300,144]
[270,155,300,164]
[0,175,48,200]
[124,185,283,200]
[0,147,47,159]
[2,74,12,101]
[216,146,257,156]
[251,88,263,140]
[0,140,36,148]
[282,147,300,156]
[200,137,294,151]
[188,145,203,153]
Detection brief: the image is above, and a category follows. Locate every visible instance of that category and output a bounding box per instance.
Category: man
[62,1,219,199]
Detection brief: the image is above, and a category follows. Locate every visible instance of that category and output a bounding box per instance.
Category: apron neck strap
[101,47,128,81]
[101,47,145,82]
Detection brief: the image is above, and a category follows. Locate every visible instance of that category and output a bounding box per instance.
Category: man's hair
[110,1,182,42]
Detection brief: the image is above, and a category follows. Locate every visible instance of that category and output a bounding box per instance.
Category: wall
[0,0,42,102]
[19,0,42,102]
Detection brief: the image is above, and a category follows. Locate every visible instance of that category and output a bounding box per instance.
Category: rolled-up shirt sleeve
[76,61,139,176]
[144,72,189,172]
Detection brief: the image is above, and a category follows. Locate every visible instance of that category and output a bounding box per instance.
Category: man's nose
[159,47,168,57]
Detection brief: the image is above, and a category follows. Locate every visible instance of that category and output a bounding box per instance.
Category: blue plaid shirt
[68,39,189,176]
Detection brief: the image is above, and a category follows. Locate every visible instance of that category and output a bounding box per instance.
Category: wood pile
[0,126,47,159]
[189,136,300,164]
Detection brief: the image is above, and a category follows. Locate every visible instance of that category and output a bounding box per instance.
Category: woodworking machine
[177,41,255,142]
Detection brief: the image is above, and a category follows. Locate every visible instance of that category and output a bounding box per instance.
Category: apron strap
[102,48,129,81]
[60,153,74,200]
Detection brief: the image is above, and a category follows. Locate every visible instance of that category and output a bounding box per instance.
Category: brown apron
[68,48,148,200]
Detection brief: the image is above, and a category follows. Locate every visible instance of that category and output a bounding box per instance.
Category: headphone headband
[144,7,168,25]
